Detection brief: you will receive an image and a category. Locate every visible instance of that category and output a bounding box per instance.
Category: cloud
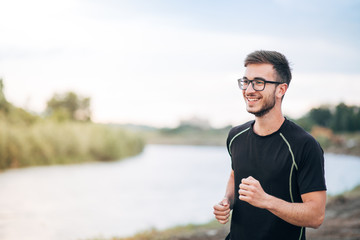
[1,1,359,127]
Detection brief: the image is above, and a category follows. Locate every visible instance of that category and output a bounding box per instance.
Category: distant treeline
[0,79,144,170]
[143,102,360,152]
[294,103,360,133]
[156,102,360,135]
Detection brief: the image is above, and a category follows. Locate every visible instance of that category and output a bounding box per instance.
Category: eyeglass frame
[237,77,283,91]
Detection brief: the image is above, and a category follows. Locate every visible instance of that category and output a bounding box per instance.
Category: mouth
[247,97,260,102]
[245,95,261,103]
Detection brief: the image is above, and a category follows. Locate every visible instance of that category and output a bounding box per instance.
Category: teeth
[247,98,259,102]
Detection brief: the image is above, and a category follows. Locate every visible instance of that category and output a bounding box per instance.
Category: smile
[246,97,260,102]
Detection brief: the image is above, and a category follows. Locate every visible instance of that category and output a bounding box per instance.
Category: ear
[276,83,288,99]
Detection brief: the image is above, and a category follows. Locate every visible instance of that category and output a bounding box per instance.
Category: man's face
[243,63,278,117]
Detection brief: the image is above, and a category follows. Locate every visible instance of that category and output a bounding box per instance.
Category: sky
[0,0,359,127]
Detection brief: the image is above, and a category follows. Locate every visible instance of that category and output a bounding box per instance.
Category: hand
[213,198,231,224]
[239,176,270,209]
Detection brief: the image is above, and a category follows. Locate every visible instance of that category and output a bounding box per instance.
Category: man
[213,50,326,240]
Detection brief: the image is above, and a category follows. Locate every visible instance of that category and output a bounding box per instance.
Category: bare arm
[267,191,326,228]
[213,170,235,224]
[224,170,235,208]
[239,176,326,228]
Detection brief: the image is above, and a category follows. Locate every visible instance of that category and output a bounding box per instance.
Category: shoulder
[281,119,316,143]
[228,120,253,140]
[226,120,253,155]
[281,119,323,157]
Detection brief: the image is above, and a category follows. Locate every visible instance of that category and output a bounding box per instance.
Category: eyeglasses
[238,78,282,91]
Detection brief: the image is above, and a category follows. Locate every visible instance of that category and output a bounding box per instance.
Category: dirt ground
[166,194,360,240]
[306,194,360,240]
[114,188,360,240]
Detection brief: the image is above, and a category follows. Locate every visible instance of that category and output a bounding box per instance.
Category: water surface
[0,145,359,240]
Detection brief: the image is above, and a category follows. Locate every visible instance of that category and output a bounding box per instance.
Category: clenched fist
[213,198,231,224]
[239,176,270,209]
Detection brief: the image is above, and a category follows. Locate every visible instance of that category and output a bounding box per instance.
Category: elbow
[301,191,327,229]
[310,212,325,229]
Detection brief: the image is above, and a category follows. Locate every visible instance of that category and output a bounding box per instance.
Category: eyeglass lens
[239,79,265,91]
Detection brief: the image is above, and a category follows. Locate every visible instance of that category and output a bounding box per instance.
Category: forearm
[224,170,235,208]
[213,170,235,224]
[239,177,326,229]
[265,193,326,228]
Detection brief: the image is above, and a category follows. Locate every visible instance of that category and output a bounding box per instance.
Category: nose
[245,81,256,94]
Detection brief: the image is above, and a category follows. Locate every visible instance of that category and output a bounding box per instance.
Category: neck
[253,111,285,136]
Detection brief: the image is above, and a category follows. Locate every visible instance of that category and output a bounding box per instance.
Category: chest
[231,134,294,185]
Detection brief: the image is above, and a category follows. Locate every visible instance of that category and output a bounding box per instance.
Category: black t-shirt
[226,119,326,240]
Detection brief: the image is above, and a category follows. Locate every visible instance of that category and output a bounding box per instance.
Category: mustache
[245,93,260,97]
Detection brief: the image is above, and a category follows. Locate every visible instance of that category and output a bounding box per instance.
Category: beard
[246,91,276,117]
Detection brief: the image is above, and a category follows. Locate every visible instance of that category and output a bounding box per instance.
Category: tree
[293,115,315,132]
[0,79,10,113]
[309,106,332,127]
[330,103,359,132]
[0,79,38,124]
[46,91,91,121]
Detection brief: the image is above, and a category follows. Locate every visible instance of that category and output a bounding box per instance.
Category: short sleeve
[297,138,327,195]
[226,129,234,170]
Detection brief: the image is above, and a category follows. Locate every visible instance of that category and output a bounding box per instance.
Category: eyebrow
[242,77,266,81]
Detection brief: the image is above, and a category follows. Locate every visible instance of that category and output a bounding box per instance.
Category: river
[0,144,359,240]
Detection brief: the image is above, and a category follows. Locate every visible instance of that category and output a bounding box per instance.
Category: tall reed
[0,120,144,170]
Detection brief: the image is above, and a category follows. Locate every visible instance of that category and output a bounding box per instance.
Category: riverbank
[140,127,360,157]
[307,185,360,239]
[91,185,360,240]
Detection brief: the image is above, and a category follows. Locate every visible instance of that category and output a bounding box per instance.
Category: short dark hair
[244,50,292,85]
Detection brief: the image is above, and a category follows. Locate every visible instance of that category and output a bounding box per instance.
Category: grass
[327,184,360,201]
[0,120,144,170]
[84,220,228,240]
[85,184,360,240]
